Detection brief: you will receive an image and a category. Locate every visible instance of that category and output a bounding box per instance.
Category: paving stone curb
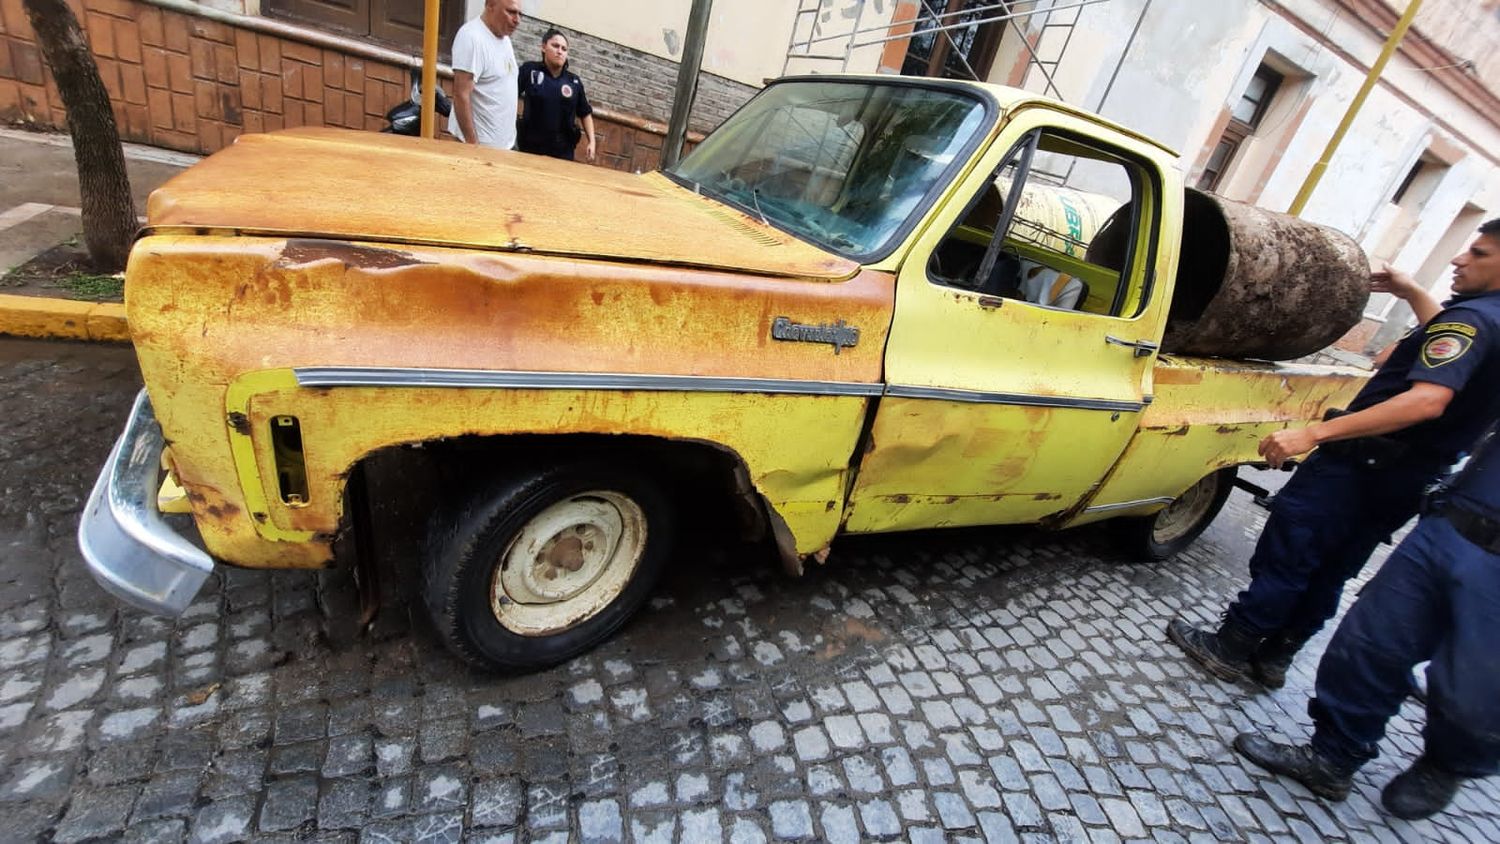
[0,294,128,343]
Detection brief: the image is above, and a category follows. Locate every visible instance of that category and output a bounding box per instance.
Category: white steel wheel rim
[491,490,647,636]
[1151,474,1220,544]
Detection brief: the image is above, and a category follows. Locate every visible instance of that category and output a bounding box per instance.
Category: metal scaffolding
[782,0,1112,102]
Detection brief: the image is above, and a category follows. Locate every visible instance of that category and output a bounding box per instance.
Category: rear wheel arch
[1110,466,1237,561]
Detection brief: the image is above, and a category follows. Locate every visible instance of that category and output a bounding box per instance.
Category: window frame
[1198,63,1284,192]
[663,76,1001,265]
[931,126,1159,319]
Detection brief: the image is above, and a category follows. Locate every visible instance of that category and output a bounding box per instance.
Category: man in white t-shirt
[449,0,521,149]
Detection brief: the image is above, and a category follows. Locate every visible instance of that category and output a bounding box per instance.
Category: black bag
[1317,408,1443,469]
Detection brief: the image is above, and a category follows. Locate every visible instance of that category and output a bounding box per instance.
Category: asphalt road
[0,336,1492,843]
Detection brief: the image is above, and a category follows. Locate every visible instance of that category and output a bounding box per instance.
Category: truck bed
[1064,354,1369,526]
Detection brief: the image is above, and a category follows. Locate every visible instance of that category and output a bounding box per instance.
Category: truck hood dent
[144,128,860,281]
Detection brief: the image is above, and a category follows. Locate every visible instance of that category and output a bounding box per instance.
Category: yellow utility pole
[1288,0,1423,216]
[420,0,441,138]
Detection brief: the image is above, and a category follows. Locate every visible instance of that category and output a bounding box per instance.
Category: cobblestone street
[1,336,1496,843]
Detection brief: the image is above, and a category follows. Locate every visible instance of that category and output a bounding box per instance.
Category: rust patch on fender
[185,486,243,524]
[1152,366,1205,385]
[279,239,428,270]
[201,501,242,520]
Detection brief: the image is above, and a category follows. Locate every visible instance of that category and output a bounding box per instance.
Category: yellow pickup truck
[80,76,1369,671]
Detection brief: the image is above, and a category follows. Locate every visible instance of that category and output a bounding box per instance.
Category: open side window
[928,129,1153,317]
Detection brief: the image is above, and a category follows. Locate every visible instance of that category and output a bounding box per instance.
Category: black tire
[423,461,674,672]
[1111,467,1236,561]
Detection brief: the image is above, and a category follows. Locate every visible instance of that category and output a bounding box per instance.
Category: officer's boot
[1233,732,1357,800]
[1249,631,1313,690]
[1166,615,1259,684]
[1381,756,1462,819]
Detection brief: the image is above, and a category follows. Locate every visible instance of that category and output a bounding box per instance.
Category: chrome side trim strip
[294,367,886,397]
[294,367,1148,412]
[1084,496,1176,514]
[884,384,1145,413]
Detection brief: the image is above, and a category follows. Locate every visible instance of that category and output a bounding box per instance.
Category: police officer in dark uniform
[1167,219,1500,689]
[517,29,596,161]
[1233,419,1500,819]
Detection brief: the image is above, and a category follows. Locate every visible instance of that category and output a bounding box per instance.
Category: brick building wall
[0,0,744,171]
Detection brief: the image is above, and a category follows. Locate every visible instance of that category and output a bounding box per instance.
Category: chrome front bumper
[78,390,214,616]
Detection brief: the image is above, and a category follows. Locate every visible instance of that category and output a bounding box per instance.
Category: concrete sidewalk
[0,128,196,342]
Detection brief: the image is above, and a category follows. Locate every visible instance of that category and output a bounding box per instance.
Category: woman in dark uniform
[517,29,596,161]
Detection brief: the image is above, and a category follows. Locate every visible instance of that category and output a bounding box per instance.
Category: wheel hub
[1152,474,1219,544]
[537,524,601,578]
[490,490,647,635]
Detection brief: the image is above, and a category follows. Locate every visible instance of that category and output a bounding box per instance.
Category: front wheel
[423,462,674,671]
[1111,468,1235,560]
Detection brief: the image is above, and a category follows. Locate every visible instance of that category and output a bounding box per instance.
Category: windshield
[669,80,988,260]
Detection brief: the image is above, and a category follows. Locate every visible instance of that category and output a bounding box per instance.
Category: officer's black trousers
[1226,451,1439,640]
[1309,514,1500,774]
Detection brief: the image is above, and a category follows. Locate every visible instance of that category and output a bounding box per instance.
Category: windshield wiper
[749,189,770,226]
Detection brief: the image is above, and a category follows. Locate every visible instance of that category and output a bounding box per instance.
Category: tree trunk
[23,0,136,273]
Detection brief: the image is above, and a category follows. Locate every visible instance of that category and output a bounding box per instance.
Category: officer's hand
[585,136,597,162]
[1370,262,1420,300]
[1259,428,1318,470]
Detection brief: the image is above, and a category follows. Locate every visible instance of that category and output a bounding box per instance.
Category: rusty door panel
[841,397,1138,533]
[843,107,1182,530]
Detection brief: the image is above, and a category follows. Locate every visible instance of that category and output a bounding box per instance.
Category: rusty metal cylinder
[1161,190,1369,360]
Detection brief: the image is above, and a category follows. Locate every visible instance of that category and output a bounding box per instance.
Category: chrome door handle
[1105,335,1159,358]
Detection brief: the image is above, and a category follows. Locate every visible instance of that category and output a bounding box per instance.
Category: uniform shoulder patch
[1421,331,1474,367]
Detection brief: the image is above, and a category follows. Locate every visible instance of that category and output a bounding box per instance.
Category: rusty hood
[143,128,860,281]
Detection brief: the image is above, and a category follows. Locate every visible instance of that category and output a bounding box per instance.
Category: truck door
[844,110,1175,533]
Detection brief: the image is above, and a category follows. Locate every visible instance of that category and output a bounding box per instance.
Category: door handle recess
[1105,335,1159,357]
